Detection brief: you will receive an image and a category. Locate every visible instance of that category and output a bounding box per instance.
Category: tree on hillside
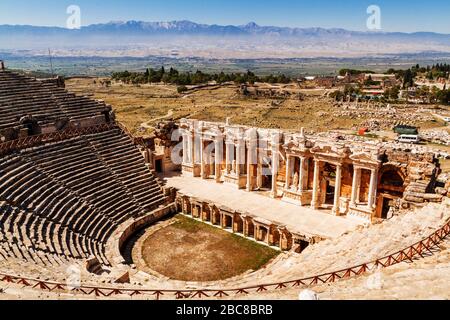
[403,69,414,89]
[384,85,400,100]
[437,89,450,105]
[111,66,292,86]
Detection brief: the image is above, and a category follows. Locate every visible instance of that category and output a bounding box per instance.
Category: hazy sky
[1,0,450,33]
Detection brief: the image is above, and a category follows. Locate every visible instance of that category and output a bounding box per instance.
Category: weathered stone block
[435,187,448,196]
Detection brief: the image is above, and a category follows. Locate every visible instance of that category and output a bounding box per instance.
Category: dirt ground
[66,77,448,147]
[139,215,279,281]
[440,159,450,173]
[64,78,392,134]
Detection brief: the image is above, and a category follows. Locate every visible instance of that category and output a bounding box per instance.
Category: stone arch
[256,225,269,243]
[270,228,281,247]
[202,203,211,222]
[192,202,201,218]
[378,164,408,185]
[19,115,39,136]
[182,196,191,215]
[176,196,183,212]
[279,230,293,251]
[211,205,221,226]
[245,218,255,238]
[376,165,406,219]
[232,214,243,233]
[222,213,233,229]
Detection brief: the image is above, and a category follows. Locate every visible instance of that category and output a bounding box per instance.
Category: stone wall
[105,203,177,267]
[174,192,315,251]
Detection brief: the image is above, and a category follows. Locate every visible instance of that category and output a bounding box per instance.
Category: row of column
[182,135,247,183]
[245,142,280,198]
[284,156,328,211]
[182,133,223,182]
[183,131,282,196]
[284,156,378,214]
[351,166,378,210]
[224,140,246,177]
[284,155,308,192]
[285,156,342,215]
[183,133,379,213]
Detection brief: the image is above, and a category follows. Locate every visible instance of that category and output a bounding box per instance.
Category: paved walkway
[164,174,362,239]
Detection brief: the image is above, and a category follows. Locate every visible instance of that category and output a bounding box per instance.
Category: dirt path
[140,109,174,129]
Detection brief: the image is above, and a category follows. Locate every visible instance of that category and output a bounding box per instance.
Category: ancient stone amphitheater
[0,65,449,300]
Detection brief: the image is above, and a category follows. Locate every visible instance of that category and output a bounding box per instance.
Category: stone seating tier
[0,128,167,271]
[0,71,110,132]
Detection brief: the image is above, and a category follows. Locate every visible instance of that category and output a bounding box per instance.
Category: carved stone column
[200,138,206,179]
[257,152,263,189]
[367,168,378,210]
[310,159,321,210]
[298,156,306,192]
[214,139,222,183]
[194,122,203,177]
[182,133,188,164]
[225,142,232,174]
[236,141,242,178]
[332,164,343,215]
[285,155,292,189]
[246,139,257,192]
[271,146,279,198]
[188,133,194,167]
[350,166,361,206]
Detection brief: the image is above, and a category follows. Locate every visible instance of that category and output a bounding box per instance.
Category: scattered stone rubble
[317,131,450,160]
[421,130,450,146]
[238,84,304,100]
[334,102,436,131]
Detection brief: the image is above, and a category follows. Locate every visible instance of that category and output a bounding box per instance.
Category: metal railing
[1,218,448,299]
[115,121,149,147]
[0,124,116,156]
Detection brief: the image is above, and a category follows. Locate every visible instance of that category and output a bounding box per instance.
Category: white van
[443,117,450,123]
[397,134,420,144]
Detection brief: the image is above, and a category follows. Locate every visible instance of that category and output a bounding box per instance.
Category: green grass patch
[173,214,279,272]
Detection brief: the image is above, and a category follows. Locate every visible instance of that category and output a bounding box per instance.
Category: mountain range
[2,20,450,37]
[1,20,450,59]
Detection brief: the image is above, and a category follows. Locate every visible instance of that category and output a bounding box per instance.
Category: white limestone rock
[365,271,384,290]
[298,289,319,300]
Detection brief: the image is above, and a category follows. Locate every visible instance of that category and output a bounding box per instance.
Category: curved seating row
[0,128,166,270]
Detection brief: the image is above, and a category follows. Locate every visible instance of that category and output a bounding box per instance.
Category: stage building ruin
[176,119,442,224]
